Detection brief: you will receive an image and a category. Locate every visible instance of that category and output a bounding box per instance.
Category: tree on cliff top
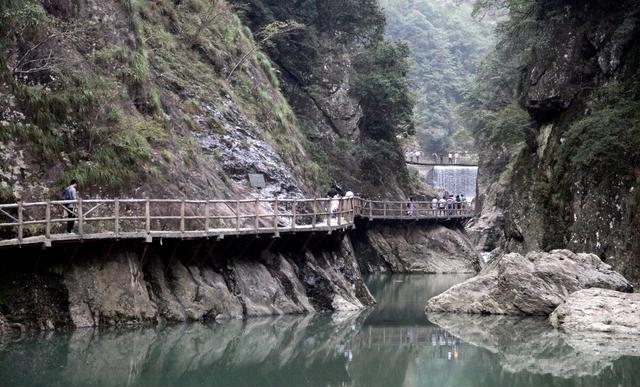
[353,41,415,142]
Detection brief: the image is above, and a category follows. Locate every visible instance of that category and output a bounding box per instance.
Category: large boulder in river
[425,249,633,315]
[550,288,640,335]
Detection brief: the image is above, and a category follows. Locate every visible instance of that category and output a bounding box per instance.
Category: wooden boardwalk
[405,159,478,167]
[0,197,474,248]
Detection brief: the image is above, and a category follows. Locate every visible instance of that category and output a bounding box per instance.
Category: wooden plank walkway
[405,159,478,167]
[0,197,474,248]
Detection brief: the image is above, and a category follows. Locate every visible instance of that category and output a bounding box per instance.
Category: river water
[1,274,639,386]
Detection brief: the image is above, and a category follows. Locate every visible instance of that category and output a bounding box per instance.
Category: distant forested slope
[380,0,492,156]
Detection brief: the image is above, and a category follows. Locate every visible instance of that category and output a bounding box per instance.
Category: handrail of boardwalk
[0,197,473,248]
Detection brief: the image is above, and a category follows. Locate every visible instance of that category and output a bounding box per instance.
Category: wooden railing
[405,159,478,167]
[0,197,473,248]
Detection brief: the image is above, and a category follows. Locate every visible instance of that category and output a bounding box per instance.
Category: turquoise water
[1,274,638,386]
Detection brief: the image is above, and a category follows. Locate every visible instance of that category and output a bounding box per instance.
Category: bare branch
[225,20,304,81]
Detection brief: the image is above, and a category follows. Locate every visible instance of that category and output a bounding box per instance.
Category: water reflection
[365,274,472,325]
[427,313,640,379]
[1,274,639,387]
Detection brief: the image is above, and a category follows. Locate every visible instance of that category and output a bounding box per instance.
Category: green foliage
[381,0,493,155]
[0,0,47,39]
[352,41,415,141]
[230,0,386,79]
[124,50,150,86]
[558,82,640,182]
[65,128,152,191]
[358,139,410,192]
[257,50,278,87]
[94,46,128,68]
[233,0,385,45]
[472,0,531,18]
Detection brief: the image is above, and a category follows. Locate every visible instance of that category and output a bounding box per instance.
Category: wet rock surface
[472,0,640,288]
[425,249,633,315]
[352,223,480,274]
[550,288,640,335]
[427,312,640,378]
[0,235,374,330]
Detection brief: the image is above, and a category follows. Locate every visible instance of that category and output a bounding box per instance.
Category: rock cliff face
[0,236,374,330]
[351,222,480,274]
[472,0,640,285]
[0,0,448,332]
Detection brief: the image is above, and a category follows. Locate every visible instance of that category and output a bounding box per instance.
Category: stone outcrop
[427,312,640,378]
[472,0,640,287]
[550,288,640,335]
[352,223,480,274]
[425,249,633,315]
[0,235,374,330]
[64,251,158,327]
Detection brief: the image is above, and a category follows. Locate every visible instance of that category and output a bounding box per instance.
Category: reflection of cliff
[0,312,369,387]
[427,313,640,381]
[364,274,472,325]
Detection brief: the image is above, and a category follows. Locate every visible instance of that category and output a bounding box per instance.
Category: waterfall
[431,166,478,201]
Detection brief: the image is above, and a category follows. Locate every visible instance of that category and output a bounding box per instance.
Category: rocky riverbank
[0,218,483,332]
[550,288,640,335]
[425,249,632,315]
[0,234,375,331]
[352,222,480,274]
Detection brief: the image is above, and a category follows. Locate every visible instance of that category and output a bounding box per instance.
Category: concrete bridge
[0,197,474,248]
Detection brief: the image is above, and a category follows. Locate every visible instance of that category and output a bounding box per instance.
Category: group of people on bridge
[406,150,471,164]
[406,194,469,217]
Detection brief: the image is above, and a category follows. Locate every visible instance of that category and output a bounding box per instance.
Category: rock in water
[550,288,640,335]
[425,249,633,315]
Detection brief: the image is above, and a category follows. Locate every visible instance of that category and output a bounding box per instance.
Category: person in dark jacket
[62,179,78,233]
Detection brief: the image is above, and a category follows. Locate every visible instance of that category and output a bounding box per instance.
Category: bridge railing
[0,197,359,246]
[0,197,473,247]
[360,200,473,220]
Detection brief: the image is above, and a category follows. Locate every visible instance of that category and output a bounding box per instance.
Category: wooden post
[180,199,185,234]
[145,199,151,235]
[312,199,317,230]
[273,198,278,231]
[254,198,259,232]
[383,201,387,218]
[77,197,83,237]
[205,200,210,232]
[114,198,120,236]
[337,200,342,226]
[369,200,372,219]
[17,201,23,243]
[236,200,240,231]
[292,200,297,231]
[45,200,51,241]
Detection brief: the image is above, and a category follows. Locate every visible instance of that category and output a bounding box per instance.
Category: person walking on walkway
[448,153,453,164]
[446,195,454,216]
[406,197,415,217]
[438,196,446,216]
[62,179,78,233]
